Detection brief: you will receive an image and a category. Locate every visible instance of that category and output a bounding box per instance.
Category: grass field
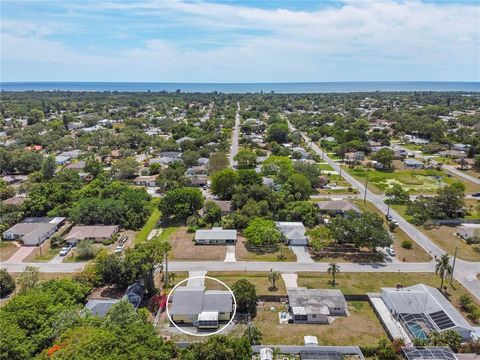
[254,301,386,346]
[0,242,18,261]
[23,239,60,262]
[317,163,335,171]
[352,200,431,262]
[348,167,477,194]
[135,198,162,243]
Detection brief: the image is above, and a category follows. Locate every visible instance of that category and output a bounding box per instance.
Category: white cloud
[1,0,479,81]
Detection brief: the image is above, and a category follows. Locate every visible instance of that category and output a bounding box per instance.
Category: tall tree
[210,168,238,200]
[267,269,280,290]
[435,254,452,292]
[41,155,56,180]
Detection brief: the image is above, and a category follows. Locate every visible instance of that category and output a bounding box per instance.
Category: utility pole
[363,178,368,204]
[164,249,169,287]
[451,246,458,281]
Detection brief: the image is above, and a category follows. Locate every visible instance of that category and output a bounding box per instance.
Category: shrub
[401,239,413,249]
[0,268,15,297]
[50,235,65,248]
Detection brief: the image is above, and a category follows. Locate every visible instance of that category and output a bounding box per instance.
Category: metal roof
[195,229,237,241]
[84,299,120,317]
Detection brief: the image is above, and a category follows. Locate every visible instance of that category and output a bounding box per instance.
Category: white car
[114,244,124,254]
[386,247,396,257]
[59,244,74,257]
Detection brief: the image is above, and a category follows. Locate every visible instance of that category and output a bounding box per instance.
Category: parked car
[386,247,396,257]
[114,244,125,254]
[472,192,480,198]
[59,243,74,257]
[119,235,128,244]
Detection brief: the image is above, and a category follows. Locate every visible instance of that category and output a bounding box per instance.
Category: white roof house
[194,228,237,245]
[276,222,308,246]
[381,284,472,341]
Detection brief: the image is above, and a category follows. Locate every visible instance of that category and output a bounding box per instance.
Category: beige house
[65,225,119,243]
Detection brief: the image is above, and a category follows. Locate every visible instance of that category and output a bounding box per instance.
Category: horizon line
[2,80,480,84]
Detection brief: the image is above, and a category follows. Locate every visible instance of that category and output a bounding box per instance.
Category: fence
[430,219,480,225]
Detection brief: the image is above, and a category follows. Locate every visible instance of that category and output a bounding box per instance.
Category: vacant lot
[135,198,162,243]
[169,227,226,261]
[0,242,18,261]
[297,272,479,321]
[207,271,287,295]
[236,236,296,262]
[393,205,480,262]
[348,167,477,194]
[422,225,480,262]
[254,301,386,346]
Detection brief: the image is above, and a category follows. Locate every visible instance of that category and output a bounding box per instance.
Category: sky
[1,0,479,83]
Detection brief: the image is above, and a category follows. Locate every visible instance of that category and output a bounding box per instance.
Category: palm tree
[267,269,280,290]
[435,254,453,292]
[328,263,340,286]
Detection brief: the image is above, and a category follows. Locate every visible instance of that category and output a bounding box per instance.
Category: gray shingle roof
[288,288,347,315]
[170,287,232,316]
[85,299,120,317]
[195,229,237,241]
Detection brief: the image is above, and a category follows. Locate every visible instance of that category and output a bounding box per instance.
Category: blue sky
[1,0,479,82]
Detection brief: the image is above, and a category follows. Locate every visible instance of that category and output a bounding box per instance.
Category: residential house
[132,175,157,187]
[84,299,120,317]
[66,160,86,172]
[288,288,348,324]
[170,286,233,329]
[381,284,472,341]
[2,195,27,207]
[438,150,467,159]
[208,200,233,215]
[194,228,237,245]
[403,159,424,169]
[55,155,71,165]
[2,217,66,246]
[65,225,119,243]
[276,222,308,246]
[344,151,364,165]
[317,200,361,217]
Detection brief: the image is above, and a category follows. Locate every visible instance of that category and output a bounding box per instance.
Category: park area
[254,301,386,346]
[348,167,478,194]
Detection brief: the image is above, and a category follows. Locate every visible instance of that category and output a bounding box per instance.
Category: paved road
[289,121,480,299]
[229,102,241,168]
[444,165,480,185]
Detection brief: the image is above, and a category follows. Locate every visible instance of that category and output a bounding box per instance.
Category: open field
[393,205,480,262]
[298,272,479,322]
[169,227,226,261]
[352,200,432,262]
[348,167,478,194]
[464,199,480,220]
[135,198,162,243]
[207,271,287,295]
[254,301,386,346]
[317,163,335,171]
[0,242,18,261]
[236,237,296,262]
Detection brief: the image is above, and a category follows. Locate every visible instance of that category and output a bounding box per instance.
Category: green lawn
[317,163,335,171]
[30,247,61,262]
[135,198,162,243]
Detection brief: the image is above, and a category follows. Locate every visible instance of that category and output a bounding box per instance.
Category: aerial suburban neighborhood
[0,90,479,360]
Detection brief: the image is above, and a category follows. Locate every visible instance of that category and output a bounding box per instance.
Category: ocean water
[1,81,479,93]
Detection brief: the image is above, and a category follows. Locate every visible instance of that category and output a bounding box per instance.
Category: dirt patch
[170,227,226,261]
[0,242,19,261]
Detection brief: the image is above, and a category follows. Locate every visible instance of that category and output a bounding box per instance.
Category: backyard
[254,301,386,346]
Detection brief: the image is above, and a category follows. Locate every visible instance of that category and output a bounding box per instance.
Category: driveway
[281,273,298,288]
[224,245,236,262]
[4,246,35,263]
[187,271,207,287]
[290,246,314,263]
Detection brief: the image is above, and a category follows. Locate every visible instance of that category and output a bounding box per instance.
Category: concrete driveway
[4,246,35,263]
